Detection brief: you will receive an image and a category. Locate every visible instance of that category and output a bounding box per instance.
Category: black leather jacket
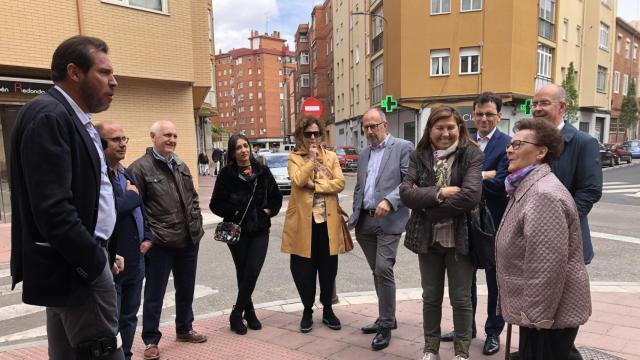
[129,148,204,248]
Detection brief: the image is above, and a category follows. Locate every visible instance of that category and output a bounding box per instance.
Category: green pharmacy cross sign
[381,95,398,113]
[520,99,533,116]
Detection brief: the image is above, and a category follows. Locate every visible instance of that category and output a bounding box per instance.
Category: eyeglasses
[506,140,542,151]
[363,121,385,131]
[473,112,498,118]
[531,100,560,109]
[107,136,129,144]
[303,131,321,138]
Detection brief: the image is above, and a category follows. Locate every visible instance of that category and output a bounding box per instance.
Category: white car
[258,153,291,194]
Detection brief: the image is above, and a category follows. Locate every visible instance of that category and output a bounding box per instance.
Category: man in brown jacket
[129,120,206,360]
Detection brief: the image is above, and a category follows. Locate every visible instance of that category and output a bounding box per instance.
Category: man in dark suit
[533,84,602,265]
[441,92,510,355]
[10,36,124,359]
[348,107,414,351]
[97,120,152,360]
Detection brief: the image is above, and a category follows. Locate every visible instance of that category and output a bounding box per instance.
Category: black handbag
[466,198,496,269]
[214,181,257,245]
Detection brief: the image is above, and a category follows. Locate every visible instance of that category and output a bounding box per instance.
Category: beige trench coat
[281,149,346,258]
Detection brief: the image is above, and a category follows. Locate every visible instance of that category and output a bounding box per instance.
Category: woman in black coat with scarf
[210,133,283,335]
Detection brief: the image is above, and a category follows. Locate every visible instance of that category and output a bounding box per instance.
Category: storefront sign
[0,76,53,96]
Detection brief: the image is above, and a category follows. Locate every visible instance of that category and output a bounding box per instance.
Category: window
[257,69,261,74]
[248,81,253,87]
[625,39,631,59]
[539,0,555,40]
[536,44,553,89]
[104,0,167,12]
[562,18,568,41]
[576,25,581,47]
[372,7,384,53]
[613,71,620,94]
[431,0,451,14]
[597,66,607,93]
[459,47,480,74]
[460,0,481,12]
[236,58,243,65]
[635,44,639,60]
[249,93,254,100]
[258,80,262,87]
[248,69,252,75]
[599,22,609,50]
[372,57,384,103]
[238,82,243,89]
[356,84,360,103]
[617,34,622,53]
[430,49,450,76]
[223,70,227,76]
[623,74,629,95]
[300,75,310,87]
[354,46,360,64]
[258,92,262,99]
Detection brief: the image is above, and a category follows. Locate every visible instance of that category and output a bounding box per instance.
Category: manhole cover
[578,347,625,360]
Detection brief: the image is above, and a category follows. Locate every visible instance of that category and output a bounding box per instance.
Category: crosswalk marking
[602,182,640,198]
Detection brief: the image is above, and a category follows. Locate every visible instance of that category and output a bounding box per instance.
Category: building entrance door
[0,105,21,223]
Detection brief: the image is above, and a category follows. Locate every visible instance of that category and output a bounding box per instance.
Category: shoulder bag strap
[238,180,258,224]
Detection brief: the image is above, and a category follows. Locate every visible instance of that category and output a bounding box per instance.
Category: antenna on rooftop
[265,13,270,34]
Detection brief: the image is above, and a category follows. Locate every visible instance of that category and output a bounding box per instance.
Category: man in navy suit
[533,84,602,265]
[10,36,124,359]
[97,121,153,360]
[441,92,510,356]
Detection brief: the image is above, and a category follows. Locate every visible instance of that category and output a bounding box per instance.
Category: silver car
[258,153,291,194]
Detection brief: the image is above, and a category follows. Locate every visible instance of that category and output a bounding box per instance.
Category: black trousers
[290,220,338,308]
[228,231,270,309]
[518,326,579,360]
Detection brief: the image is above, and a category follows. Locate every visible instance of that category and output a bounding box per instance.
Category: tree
[562,62,579,123]
[619,78,639,138]
[210,124,227,143]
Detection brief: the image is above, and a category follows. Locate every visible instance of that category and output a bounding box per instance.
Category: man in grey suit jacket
[348,108,414,351]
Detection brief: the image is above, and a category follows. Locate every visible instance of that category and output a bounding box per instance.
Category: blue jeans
[115,256,144,360]
[142,243,199,345]
[471,266,505,336]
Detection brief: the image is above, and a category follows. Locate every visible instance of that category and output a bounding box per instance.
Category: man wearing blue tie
[441,92,510,356]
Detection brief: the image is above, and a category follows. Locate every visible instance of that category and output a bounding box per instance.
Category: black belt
[362,209,376,217]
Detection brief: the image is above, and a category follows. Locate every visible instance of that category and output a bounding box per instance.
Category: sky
[214,0,323,54]
[618,0,640,24]
[214,0,640,54]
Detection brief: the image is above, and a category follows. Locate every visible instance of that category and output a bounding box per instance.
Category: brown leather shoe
[143,344,160,360]
[176,330,207,343]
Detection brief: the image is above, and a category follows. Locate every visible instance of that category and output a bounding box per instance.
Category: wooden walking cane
[504,324,512,360]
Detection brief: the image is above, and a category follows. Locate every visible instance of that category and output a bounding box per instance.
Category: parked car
[606,143,633,165]
[335,146,359,172]
[258,153,291,193]
[282,144,296,152]
[599,142,615,167]
[623,140,640,159]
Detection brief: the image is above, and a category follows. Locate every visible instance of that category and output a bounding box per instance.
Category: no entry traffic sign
[302,97,323,118]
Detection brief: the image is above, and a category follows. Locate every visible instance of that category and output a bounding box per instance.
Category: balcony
[372,32,383,54]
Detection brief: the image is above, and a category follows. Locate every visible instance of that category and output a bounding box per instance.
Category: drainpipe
[76,0,85,35]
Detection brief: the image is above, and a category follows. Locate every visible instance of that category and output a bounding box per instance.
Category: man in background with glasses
[97,121,152,360]
[533,84,602,266]
[349,107,414,351]
[440,92,510,356]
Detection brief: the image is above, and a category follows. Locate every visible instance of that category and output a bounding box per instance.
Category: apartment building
[309,0,336,147]
[333,0,371,148]
[553,0,616,142]
[609,17,640,142]
[293,25,312,131]
[356,0,538,145]
[212,31,296,147]
[0,0,213,223]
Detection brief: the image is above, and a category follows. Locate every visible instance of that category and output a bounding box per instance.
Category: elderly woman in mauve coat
[496,118,591,360]
[400,106,483,360]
